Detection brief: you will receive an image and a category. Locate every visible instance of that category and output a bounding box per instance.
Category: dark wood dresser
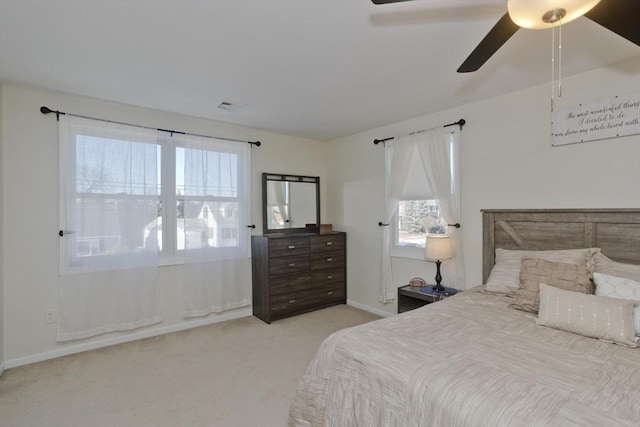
[251,232,346,323]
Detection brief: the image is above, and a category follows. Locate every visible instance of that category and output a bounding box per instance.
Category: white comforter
[288,288,640,427]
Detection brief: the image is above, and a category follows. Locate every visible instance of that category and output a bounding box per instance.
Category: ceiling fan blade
[584,0,640,46]
[371,0,416,4]
[457,13,520,73]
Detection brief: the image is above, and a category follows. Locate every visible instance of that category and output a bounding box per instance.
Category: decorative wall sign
[551,94,640,146]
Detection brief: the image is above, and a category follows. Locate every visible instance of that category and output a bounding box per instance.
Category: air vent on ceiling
[217,101,248,112]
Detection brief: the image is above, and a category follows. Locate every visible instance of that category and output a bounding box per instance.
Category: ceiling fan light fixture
[507,0,601,29]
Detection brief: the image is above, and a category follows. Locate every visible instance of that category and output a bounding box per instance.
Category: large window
[58,115,251,339]
[61,119,248,270]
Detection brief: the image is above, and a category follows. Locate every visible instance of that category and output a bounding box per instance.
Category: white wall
[0,84,328,367]
[0,84,5,375]
[327,58,640,315]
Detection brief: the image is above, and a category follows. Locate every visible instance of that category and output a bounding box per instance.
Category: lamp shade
[425,234,453,261]
[507,0,601,29]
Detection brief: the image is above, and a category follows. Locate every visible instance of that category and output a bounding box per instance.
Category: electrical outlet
[45,310,57,324]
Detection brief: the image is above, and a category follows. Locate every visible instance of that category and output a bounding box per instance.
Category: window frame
[158,140,248,265]
[60,123,163,274]
[63,129,249,269]
[158,139,183,265]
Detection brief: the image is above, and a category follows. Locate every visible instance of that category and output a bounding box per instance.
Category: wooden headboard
[482,209,640,283]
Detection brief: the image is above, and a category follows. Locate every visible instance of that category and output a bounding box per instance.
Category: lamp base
[432,282,446,293]
[433,259,445,292]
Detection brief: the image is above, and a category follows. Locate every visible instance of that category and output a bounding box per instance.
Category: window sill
[391,246,426,261]
[159,255,185,267]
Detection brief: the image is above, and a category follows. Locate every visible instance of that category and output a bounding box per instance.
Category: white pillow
[484,248,598,295]
[594,272,640,337]
[537,284,638,347]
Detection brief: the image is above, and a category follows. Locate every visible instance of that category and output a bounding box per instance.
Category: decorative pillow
[485,248,598,295]
[594,272,640,337]
[593,253,640,282]
[509,257,593,313]
[537,284,638,347]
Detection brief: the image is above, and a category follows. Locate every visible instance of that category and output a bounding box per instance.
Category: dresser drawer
[269,268,345,296]
[310,250,345,270]
[270,284,346,315]
[268,237,310,258]
[269,255,310,276]
[310,234,345,253]
[252,232,347,324]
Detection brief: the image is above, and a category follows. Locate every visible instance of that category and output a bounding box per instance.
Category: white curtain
[416,128,465,288]
[380,140,414,303]
[58,116,161,341]
[179,134,251,317]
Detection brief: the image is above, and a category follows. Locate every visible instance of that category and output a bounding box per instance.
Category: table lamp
[425,234,453,293]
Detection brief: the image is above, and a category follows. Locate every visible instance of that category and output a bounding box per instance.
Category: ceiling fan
[371,0,640,73]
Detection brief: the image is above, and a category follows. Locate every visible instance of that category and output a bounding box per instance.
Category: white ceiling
[1,0,638,141]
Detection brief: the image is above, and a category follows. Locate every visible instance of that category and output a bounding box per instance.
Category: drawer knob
[327,291,333,295]
[289,299,296,304]
[288,245,295,249]
[327,275,333,279]
[326,241,333,246]
[288,263,296,267]
[326,258,333,262]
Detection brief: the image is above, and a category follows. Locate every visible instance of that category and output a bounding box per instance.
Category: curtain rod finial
[40,106,63,121]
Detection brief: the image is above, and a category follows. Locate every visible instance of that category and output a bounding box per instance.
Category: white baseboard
[4,308,252,370]
[347,299,394,318]
[0,361,4,377]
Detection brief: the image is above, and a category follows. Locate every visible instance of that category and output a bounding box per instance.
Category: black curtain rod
[40,106,261,147]
[373,119,465,145]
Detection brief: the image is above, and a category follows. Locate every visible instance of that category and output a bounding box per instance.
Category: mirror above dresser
[262,173,320,234]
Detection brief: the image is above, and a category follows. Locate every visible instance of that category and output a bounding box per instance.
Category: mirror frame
[262,173,320,234]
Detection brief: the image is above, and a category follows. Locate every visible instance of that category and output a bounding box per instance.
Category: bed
[288,209,640,427]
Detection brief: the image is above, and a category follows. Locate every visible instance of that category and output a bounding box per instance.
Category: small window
[397,199,444,249]
[391,144,443,257]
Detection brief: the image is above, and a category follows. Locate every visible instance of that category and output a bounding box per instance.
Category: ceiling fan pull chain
[558,21,563,98]
[551,25,555,111]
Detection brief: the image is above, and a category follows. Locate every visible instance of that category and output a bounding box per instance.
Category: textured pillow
[485,248,598,295]
[594,272,640,337]
[593,253,640,282]
[537,284,638,347]
[509,257,593,313]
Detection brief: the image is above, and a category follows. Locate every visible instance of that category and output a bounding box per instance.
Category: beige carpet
[0,305,380,427]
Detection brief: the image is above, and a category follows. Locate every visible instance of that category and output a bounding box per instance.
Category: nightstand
[397,284,459,313]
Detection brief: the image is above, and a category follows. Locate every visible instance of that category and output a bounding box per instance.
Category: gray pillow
[485,248,598,295]
[509,257,593,313]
